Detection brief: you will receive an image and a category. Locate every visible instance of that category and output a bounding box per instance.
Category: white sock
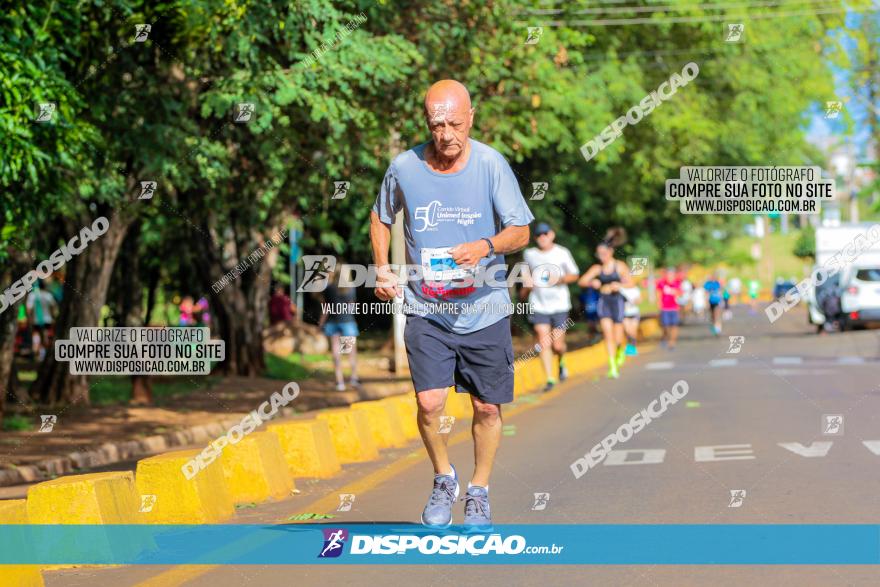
[468,482,488,492]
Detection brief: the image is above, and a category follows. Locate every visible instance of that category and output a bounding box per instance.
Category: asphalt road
[46,304,880,586]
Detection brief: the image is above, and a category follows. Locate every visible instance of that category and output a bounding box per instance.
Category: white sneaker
[335,382,345,392]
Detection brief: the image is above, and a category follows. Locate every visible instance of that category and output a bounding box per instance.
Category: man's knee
[552,339,566,354]
[416,390,446,416]
[471,398,501,423]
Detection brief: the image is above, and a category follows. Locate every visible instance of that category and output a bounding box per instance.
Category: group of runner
[520,226,641,383]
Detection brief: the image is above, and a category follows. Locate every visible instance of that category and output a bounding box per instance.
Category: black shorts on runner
[528,311,570,329]
[596,294,625,323]
[404,314,514,405]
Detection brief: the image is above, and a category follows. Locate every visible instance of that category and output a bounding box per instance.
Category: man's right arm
[369,211,400,300]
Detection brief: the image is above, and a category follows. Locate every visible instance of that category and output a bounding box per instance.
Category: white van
[839,265,880,328]
[808,224,880,330]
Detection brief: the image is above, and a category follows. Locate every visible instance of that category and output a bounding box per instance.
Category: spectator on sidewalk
[269,284,295,326]
[318,265,360,392]
[26,280,57,361]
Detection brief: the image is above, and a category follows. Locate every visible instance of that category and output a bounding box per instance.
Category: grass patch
[88,376,221,406]
[2,414,32,432]
[264,352,328,381]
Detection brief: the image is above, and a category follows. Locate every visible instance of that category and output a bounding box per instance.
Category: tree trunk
[34,214,132,405]
[0,253,32,420]
[196,222,278,376]
[0,303,19,422]
[116,223,153,405]
[144,264,161,326]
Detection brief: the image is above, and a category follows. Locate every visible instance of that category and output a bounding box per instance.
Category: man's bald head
[424,79,472,116]
[424,80,474,164]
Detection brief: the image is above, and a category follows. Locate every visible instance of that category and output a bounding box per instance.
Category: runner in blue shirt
[703,273,723,335]
[371,80,533,531]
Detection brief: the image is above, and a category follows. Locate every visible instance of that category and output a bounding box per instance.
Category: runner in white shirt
[520,223,579,392]
[620,283,641,357]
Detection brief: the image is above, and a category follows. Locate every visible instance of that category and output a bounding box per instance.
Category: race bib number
[420,247,474,282]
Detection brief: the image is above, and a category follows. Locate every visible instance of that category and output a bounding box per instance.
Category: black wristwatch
[481,237,495,257]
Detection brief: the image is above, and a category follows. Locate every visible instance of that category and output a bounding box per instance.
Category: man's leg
[551,328,567,361]
[329,334,344,388]
[416,388,452,475]
[470,395,502,487]
[669,323,679,347]
[534,323,553,380]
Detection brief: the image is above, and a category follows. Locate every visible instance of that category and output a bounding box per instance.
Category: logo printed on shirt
[413,200,482,232]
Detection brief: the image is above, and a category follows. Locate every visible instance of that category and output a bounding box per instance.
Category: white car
[840,265,880,328]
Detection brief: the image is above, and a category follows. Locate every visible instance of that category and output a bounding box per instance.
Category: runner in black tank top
[577,228,632,379]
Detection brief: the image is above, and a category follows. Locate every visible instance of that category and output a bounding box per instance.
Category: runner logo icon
[725,23,744,42]
[628,256,648,276]
[319,528,349,558]
[438,415,455,434]
[337,494,356,512]
[824,101,842,119]
[531,493,550,511]
[822,414,844,435]
[727,336,745,354]
[728,490,746,508]
[39,415,57,433]
[35,102,56,123]
[332,181,350,200]
[139,181,157,200]
[525,27,543,45]
[530,182,548,201]
[134,24,151,42]
[299,255,336,292]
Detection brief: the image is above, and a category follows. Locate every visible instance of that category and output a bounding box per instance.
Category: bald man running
[371,80,533,531]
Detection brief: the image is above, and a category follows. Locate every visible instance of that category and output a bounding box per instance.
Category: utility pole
[388,130,408,375]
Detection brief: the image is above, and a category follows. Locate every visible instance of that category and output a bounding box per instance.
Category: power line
[524,5,876,26]
[526,0,841,17]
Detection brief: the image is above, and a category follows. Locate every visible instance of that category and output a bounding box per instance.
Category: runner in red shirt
[655,267,682,350]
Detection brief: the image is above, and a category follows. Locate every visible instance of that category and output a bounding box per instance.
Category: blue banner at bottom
[0,524,878,565]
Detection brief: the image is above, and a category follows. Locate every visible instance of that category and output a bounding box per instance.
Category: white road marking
[766,369,836,376]
[778,441,833,457]
[709,358,738,367]
[645,362,674,370]
[694,444,755,462]
[862,440,880,456]
[772,356,803,365]
[837,356,866,365]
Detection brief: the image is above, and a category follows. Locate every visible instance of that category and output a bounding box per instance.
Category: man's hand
[450,239,490,267]
[375,264,402,301]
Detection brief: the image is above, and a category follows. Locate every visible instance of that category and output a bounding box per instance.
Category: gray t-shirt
[372,139,534,333]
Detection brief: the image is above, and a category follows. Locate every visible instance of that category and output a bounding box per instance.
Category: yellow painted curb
[316,409,379,464]
[135,449,234,523]
[27,471,140,524]
[567,343,607,376]
[267,419,341,478]
[378,395,419,440]
[639,317,661,339]
[27,471,148,564]
[351,401,407,449]
[0,499,28,523]
[221,432,294,504]
[0,500,44,587]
